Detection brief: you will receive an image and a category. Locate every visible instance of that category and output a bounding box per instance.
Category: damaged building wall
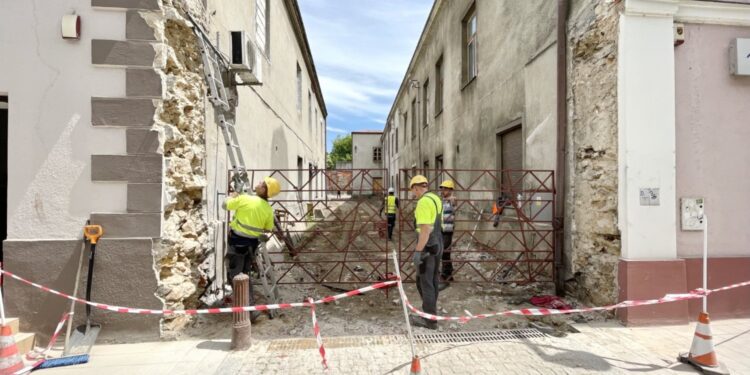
[152,0,328,336]
[565,0,621,306]
[148,2,211,335]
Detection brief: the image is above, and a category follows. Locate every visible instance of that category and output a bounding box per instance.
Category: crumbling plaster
[565,0,621,306]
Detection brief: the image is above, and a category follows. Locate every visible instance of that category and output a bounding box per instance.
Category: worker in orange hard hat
[223,176,281,311]
[408,175,443,330]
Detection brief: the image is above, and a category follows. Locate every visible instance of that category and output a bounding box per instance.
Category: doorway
[496,125,523,193]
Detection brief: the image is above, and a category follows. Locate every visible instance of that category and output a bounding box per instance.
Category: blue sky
[297,0,433,151]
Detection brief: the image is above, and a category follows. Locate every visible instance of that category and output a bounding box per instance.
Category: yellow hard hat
[409,175,428,188]
[263,176,281,198]
[439,180,455,189]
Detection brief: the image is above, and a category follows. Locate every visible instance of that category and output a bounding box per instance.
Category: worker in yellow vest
[438,179,456,291]
[379,187,399,240]
[223,176,281,304]
[409,175,443,330]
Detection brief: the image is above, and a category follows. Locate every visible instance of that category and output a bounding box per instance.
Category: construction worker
[379,187,399,240]
[222,176,281,305]
[408,175,443,330]
[438,180,456,291]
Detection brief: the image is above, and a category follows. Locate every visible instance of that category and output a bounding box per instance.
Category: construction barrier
[0,269,396,315]
[2,267,749,372]
[397,280,750,322]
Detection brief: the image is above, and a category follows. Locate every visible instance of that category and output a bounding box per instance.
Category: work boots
[410,315,438,330]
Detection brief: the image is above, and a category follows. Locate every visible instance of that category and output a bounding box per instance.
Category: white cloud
[299,0,432,123]
[326,126,348,134]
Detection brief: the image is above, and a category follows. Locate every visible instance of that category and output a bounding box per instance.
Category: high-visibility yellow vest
[414,192,442,233]
[225,195,274,238]
[385,195,397,214]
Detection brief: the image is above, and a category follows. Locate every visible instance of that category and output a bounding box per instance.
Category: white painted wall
[352,132,383,193]
[0,1,128,239]
[206,0,326,209]
[617,12,677,260]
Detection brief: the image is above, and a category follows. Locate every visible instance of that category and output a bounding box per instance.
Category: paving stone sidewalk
[40,318,749,374]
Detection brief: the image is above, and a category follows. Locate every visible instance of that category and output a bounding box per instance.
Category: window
[462,4,477,84]
[296,64,302,112]
[435,56,443,116]
[314,107,317,139]
[255,0,270,56]
[308,91,312,135]
[411,99,416,139]
[373,147,382,162]
[395,128,399,152]
[422,79,430,128]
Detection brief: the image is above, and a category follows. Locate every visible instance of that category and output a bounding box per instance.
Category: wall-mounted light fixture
[62,14,81,40]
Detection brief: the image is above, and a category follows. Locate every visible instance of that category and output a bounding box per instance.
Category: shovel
[67,224,103,355]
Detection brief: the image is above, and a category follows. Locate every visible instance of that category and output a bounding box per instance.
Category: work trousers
[441,232,454,279]
[386,214,396,240]
[416,244,442,316]
[227,230,260,303]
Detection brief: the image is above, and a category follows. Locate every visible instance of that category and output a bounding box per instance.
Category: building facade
[351,131,384,194]
[0,0,326,339]
[384,0,750,323]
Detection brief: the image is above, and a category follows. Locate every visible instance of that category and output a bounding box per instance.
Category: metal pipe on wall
[554,0,569,297]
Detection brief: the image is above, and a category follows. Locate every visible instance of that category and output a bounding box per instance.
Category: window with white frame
[296,64,302,112]
[255,0,270,56]
[462,3,477,84]
[373,147,382,162]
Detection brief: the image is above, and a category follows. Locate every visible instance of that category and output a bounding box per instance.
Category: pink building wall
[675,23,750,259]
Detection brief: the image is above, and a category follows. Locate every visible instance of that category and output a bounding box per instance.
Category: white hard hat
[388,187,395,193]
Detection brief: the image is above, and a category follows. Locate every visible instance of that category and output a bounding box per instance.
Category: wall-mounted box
[729,38,750,76]
[681,197,705,231]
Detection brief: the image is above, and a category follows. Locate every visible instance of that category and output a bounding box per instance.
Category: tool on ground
[186,13,280,312]
[0,285,24,375]
[67,224,103,355]
[63,228,87,355]
[678,215,729,374]
[20,313,84,373]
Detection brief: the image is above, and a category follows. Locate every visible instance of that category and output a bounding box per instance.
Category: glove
[258,234,270,243]
[412,251,423,269]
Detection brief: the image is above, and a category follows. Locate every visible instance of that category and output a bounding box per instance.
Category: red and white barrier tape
[308,298,329,371]
[0,269,396,315]
[15,312,70,374]
[398,280,750,322]
[25,312,69,361]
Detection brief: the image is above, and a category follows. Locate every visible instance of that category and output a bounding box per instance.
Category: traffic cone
[409,355,421,375]
[678,312,729,374]
[0,324,23,375]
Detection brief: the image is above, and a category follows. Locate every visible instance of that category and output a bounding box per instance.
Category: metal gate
[396,169,556,285]
[244,168,392,285]
[241,168,555,288]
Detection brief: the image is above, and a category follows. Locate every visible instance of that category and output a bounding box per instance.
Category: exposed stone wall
[565,0,621,306]
[149,1,211,337]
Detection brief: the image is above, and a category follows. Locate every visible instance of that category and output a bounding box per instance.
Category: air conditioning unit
[229,31,262,85]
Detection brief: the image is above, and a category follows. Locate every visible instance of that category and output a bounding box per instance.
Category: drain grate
[266,329,545,351]
[413,328,546,344]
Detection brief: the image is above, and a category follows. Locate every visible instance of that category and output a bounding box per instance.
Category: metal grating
[413,328,546,344]
[266,329,545,351]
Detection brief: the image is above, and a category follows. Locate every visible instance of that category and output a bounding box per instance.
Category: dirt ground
[181,197,607,341]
